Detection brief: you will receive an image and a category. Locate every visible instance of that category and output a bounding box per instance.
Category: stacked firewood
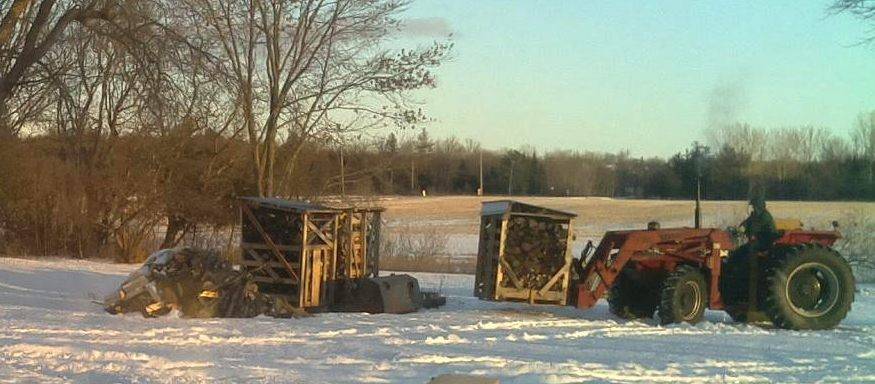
[242,208,303,245]
[501,216,568,289]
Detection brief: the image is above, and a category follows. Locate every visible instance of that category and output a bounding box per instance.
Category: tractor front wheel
[658,265,707,325]
[764,244,854,330]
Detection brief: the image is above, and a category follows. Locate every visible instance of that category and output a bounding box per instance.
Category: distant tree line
[2,113,874,260]
[335,119,875,202]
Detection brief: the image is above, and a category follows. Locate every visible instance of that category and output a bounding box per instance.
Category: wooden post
[329,214,339,305]
[494,212,510,300]
[300,212,310,307]
[558,219,575,305]
[359,212,367,278]
[346,211,354,277]
[371,211,381,277]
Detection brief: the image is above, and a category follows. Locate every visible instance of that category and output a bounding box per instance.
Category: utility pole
[507,160,514,196]
[410,158,415,194]
[339,143,345,197]
[478,150,484,196]
[693,142,703,229]
[695,176,701,228]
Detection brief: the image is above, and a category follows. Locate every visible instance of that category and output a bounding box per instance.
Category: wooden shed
[238,197,340,308]
[237,197,383,310]
[474,200,577,305]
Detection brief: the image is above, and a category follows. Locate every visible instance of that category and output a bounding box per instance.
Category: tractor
[572,220,855,330]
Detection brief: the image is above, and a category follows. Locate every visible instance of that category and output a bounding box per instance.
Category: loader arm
[575,231,636,309]
[575,228,734,310]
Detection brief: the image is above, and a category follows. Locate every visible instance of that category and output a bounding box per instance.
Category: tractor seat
[775,218,803,232]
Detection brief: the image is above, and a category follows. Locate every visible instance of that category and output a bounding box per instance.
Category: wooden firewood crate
[237,197,383,310]
[474,200,576,305]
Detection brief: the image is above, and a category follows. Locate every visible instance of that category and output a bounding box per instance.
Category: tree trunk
[0,101,10,138]
[161,215,189,249]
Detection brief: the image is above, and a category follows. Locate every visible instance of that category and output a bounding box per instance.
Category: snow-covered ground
[0,257,873,383]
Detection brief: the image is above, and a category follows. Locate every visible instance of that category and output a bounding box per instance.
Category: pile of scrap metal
[105,197,446,319]
[104,247,307,318]
[104,247,446,318]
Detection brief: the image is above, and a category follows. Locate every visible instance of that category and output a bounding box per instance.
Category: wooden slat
[497,287,565,303]
[538,261,570,296]
[319,217,335,233]
[239,259,301,269]
[494,214,510,300]
[558,217,575,305]
[242,204,300,282]
[241,242,301,252]
[307,220,334,248]
[306,244,333,251]
[300,212,310,308]
[499,258,524,290]
[244,248,281,279]
[252,276,297,285]
[358,212,367,279]
[509,212,574,221]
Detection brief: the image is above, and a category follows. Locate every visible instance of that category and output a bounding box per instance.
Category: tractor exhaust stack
[695,176,702,229]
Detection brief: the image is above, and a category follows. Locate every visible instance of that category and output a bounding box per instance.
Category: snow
[1,257,873,383]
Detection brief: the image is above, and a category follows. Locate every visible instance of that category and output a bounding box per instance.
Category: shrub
[835,213,875,282]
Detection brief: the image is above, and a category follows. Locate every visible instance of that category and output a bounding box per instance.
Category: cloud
[397,17,453,38]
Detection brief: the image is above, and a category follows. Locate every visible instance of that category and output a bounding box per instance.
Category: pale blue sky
[396,1,875,156]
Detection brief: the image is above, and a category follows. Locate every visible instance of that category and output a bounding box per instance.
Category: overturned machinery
[105,197,444,318]
[103,247,295,318]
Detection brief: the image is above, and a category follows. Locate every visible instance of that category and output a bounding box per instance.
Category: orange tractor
[474,200,855,330]
[572,222,855,330]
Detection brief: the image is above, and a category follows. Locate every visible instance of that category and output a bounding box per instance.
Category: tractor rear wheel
[764,244,854,330]
[608,272,658,319]
[658,265,707,325]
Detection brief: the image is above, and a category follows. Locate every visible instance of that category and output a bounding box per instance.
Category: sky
[393,1,875,157]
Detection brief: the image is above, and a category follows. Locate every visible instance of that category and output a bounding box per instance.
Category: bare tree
[182,0,450,197]
[0,0,110,135]
[852,110,875,182]
[831,1,875,42]
[836,212,875,275]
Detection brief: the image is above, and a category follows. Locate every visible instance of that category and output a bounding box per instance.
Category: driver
[740,194,778,251]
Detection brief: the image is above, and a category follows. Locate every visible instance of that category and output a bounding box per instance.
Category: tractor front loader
[574,228,733,325]
[572,224,855,330]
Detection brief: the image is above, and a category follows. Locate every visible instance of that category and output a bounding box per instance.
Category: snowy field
[1,257,873,383]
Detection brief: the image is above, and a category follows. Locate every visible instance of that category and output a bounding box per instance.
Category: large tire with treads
[658,265,707,325]
[764,244,855,330]
[607,271,658,320]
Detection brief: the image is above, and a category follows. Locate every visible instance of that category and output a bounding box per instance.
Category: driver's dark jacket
[741,209,778,249]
